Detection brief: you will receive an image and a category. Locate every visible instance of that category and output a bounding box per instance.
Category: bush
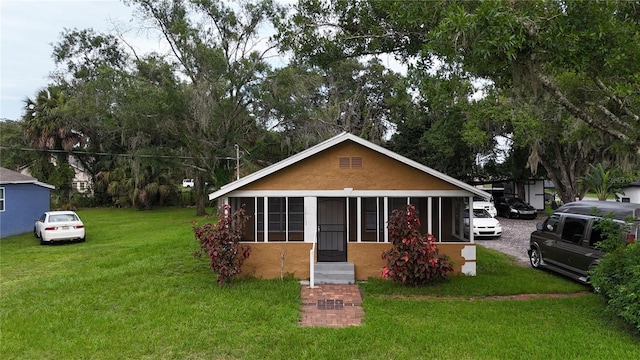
[381,204,453,286]
[193,205,251,285]
[590,217,640,332]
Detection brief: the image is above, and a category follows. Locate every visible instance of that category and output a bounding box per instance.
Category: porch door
[317,198,347,262]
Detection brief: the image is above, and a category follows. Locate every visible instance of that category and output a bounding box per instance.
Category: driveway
[475,217,542,266]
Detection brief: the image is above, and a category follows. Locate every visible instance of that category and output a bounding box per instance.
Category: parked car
[463,208,503,239]
[473,197,497,217]
[528,201,640,284]
[496,197,537,219]
[34,211,85,245]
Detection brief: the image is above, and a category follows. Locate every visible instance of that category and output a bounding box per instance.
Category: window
[561,217,587,244]
[363,197,383,232]
[256,197,304,241]
[0,187,4,211]
[543,214,560,232]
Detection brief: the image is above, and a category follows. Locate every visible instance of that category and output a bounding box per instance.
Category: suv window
[561,216,587,244]
[587,220,620,248]
[543,214,560,232]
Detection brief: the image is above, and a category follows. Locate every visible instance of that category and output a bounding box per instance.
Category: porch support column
[427,197,433,234]
[263,197,268,242]
[383,197,389,243]
[356,197,362,242]
[468,196,474,243]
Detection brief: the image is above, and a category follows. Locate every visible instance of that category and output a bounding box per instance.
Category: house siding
[243,141,460,191]
[0,183,50,238]
[238,242,475,280]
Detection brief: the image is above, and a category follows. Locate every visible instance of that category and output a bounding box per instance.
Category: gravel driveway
[475,217,542,266]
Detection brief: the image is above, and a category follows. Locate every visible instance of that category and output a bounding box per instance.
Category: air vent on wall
[339,157,363,169]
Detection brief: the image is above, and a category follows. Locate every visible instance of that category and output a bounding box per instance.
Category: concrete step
[314,262,355,284]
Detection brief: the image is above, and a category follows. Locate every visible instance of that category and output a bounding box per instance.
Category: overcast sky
[0,0,162,121]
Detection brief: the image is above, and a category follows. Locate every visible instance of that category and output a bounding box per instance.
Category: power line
[0,146,237,161]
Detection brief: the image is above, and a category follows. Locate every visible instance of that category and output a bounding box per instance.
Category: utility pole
[234,144,240,180]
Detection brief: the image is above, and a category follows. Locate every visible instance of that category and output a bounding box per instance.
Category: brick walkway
[299,284,364,327]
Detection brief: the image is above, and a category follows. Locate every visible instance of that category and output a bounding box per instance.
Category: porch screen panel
[362,197,384,242]
[229,197,255,242]
[410,197,429,236]
[268,197,286,241]
[257,197,265,241]
[389,197,409,213]
[288,197,304,241]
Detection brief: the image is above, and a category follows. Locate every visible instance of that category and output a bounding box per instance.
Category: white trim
[263,197,268,242]
[209,133,492,201]
[438,197,442,241]
[304,197,317,243]
[225,189,476,198]
[0,186,5,212]
[461,245,477,276]
[356,197,362,242]
[383,197,389,243]
[461,262,476,276]
[427,197,433,234]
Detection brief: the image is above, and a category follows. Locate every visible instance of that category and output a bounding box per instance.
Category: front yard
[1,207,638,359]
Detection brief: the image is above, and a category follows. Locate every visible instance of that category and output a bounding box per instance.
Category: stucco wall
[243,141,459,191]
[240,242,314,279]
[0,184,50,238]
[240,242,475,281]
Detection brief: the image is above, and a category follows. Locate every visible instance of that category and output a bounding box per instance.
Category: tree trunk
[194,174,209,216]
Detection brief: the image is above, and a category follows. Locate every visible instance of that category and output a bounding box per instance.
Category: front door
[317,198,347,262]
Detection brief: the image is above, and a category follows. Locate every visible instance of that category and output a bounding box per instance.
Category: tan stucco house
[208,133,491,283]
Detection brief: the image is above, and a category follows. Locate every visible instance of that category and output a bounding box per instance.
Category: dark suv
[528,201,640,284]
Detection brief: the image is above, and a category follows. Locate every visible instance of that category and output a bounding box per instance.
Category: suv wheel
[529,247,542,269]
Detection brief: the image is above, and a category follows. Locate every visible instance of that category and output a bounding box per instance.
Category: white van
[182,179,195,188]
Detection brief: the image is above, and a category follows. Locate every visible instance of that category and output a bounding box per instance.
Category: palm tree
[22,86,85,206]
[579,163,627,201]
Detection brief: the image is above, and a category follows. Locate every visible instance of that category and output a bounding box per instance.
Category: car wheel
[529,246,542,269]
[40,239,46,245]
[33,227,40,239]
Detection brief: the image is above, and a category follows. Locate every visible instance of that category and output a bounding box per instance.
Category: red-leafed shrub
[381,204,453,286]
[193,205,251,285]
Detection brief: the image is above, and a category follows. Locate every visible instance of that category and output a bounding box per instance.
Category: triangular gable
[209,133,490,200]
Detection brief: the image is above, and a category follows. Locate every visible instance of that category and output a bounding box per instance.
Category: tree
[389,63,479,180]
[258,57,406,155]
[129,0,288,215]
[580,163,627,201]
[281,0,640,194]
[193,204,252,285]
[22,86,86,205]
[0,120,35,171]
[381,204,453,286]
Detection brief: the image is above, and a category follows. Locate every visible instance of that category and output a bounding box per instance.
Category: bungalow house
[208,133,491,283]
[0,167,54,238]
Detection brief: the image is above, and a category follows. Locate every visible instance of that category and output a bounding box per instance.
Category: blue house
[0,167,54,238]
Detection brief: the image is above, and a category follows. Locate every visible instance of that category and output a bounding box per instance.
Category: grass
[2,207,639,359]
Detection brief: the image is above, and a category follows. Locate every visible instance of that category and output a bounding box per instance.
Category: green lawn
[1,207,638,359]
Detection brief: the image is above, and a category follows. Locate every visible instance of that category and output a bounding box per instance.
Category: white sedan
[34,211,86,245]
[464,208,502,239]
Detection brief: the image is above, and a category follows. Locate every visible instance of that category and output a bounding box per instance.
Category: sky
[1,0,164,121]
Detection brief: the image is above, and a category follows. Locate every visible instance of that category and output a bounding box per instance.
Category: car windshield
[507,198,526,206]
[464,209,492,218]
[473,209,493,218]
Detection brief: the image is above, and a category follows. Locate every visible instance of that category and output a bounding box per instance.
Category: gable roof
[0,167,55,189]
[209,133,490,200]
